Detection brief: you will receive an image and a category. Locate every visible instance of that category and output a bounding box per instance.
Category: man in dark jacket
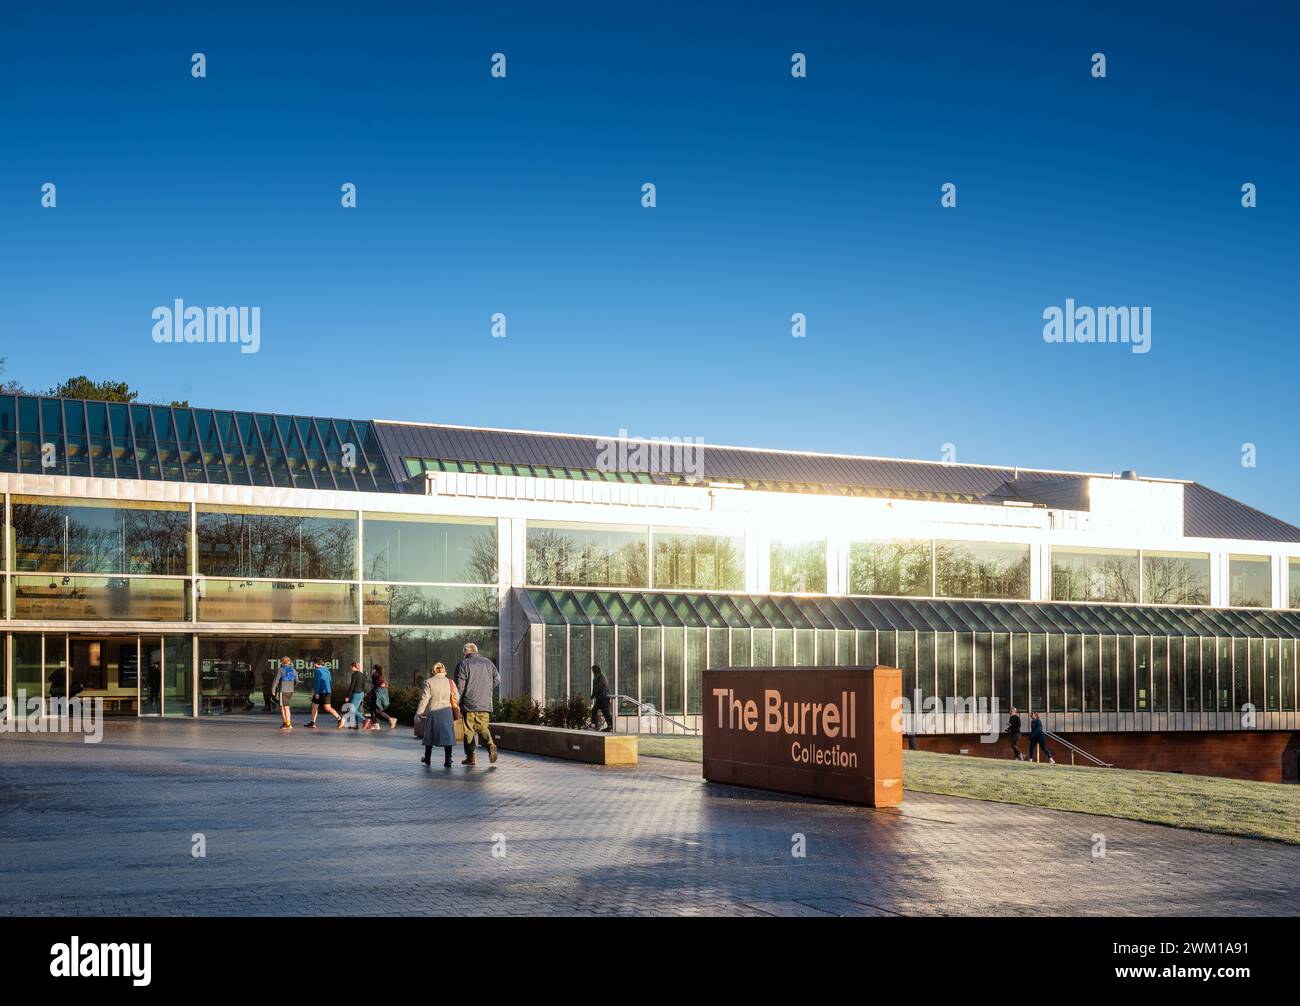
[453,643,500,765]
[1027,711,1055,764]
[1006,707,1024,761]
[590,665,614,732]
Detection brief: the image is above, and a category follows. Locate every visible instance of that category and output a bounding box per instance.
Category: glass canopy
[0,394,396,492]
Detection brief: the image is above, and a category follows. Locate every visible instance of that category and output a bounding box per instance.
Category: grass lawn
[636,735,1300,845]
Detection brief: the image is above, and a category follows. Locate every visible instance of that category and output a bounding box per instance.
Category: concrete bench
[489,722,637,766]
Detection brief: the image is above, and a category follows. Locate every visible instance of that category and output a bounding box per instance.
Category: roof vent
[1120,469,1139,481]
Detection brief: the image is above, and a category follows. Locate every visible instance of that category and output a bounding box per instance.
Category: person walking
[270,656,297,731]
[307,658,344,729]
[1006,707,1025,761]
[362,664,398,731]
[342,661,367,730]
[261,661,277,712]
[416,662,461,768]
[1027,711,1056,764]
[453,642,500,765]
[590,664,614,732]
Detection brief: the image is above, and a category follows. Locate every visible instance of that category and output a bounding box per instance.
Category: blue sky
[2,2,1298,521]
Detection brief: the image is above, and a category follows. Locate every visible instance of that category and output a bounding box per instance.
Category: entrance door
[141,637,162,715]
[69,636,142,716]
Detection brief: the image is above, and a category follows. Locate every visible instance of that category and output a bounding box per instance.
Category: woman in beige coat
[416,662,460,768]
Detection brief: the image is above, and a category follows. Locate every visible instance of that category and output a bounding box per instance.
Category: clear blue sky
[2,2,1297,522]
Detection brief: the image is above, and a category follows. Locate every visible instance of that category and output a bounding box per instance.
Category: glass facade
[526,521,648,588]
[523,590,1300,721]
[1,494,500,719]
[1228,555,1270,608]
[935,540,1030,600]
[362,514,497,584]
[651,528,744,591]
[197,505,356,580]
[1051,547,1139,603]
[849,539,932,596]
[1142,551,1210,605]
[0,394,396,491]
[11,497,188,575]
[5,402,1300,733]
[769,536,827,593]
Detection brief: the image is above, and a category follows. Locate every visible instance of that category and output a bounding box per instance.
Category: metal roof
[4,391,1296,544]
[375,420,1300,543]
[1183,483,1300,544]
[524,589,1300,639]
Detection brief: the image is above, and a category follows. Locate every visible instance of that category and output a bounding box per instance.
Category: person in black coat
[1006,707,1025,761]
[590,665,614,732]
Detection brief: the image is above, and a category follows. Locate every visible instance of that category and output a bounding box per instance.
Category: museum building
[2,392,1299,781]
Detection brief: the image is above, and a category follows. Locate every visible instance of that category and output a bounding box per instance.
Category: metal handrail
[612,693,699,734]
[1042,729,1112,768]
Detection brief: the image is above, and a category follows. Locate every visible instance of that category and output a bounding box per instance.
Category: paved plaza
[1,719,1297,916]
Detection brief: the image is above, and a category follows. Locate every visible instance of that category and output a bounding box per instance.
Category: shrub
[543,694,592,729]
[494,694,543,724]
[386,686,421,725]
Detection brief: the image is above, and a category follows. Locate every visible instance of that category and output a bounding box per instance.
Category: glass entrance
[4,632,196,717]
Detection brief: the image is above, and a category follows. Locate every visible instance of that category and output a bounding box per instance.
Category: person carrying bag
[415,662,463,768]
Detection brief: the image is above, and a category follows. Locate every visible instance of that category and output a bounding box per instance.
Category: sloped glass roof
[0,394,396,492]
[523,589,1300,639]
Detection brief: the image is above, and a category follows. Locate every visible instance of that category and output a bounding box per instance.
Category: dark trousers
[1028,735,1052,761]
[592,697,614,730]
[424,744,453,766]
[1008,733,1022,759]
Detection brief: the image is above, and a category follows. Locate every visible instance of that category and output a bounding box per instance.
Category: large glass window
[1169,637,1184,712]
[849,539,932,596]
[1290,560,1300,609]
[199,635,363,713]
[1101,635,1117,711]
[364,628,496,693]
[935,540,1029,600]
[1082,635,1100,711]
[1185,637,1201,713]
[362,584,496,626]
[1228,555,1270,608]
[1136,639,1150,711]
[1201,637,1216,712]
[363,514,497,584]
[769,536,826,594]
[1065,635,1082,711]
[1152,637,1168,712]
[1050,547,1138,603]
[651,529,744,591]
[1142,551,1210,606]
[11,497,189,575]
[1118,636,1135,711]
[197,579,357,624]
[13,634,43,707]
[198,505,356,580]
[1047,635,1063,711]
[11,575,189,621]
[526,522,647,588]
[163,635,193,717]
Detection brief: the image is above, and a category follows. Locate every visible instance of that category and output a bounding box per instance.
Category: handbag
[451,682,465,742]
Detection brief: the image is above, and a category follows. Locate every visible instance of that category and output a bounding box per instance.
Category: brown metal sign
[702,666,903,806]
